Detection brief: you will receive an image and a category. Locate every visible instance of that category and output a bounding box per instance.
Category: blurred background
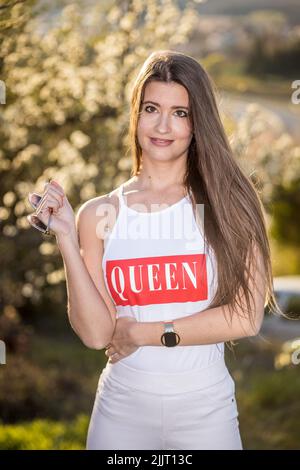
[0,0,300,450]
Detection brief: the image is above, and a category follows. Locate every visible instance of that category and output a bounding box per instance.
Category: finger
[109,352,121,364]
[49,180,64,194]
[44,181,65,199]
[42,186,64,206]
[37,190,63,213]
[36,196,60,216]
[105,350,117,358]
[46,187,64,207]
[104,347,115,357]
[48,181,65,197]
[37,194,60,211]
[105,348,117,359]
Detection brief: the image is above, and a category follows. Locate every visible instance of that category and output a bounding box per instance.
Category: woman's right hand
[27,180,76,238]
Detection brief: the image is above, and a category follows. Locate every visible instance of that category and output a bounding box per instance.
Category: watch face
[163,332,178,347]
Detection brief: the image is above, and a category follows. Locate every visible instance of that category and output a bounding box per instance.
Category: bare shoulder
[75,182,132,240]
[76,193,111,218]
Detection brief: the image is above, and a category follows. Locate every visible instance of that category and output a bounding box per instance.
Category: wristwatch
[160,321,181,347]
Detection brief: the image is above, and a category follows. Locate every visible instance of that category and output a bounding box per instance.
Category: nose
[154,112,172,134]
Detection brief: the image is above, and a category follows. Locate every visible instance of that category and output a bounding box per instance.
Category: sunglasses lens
[28,193,42,210]
[27,214,47,233]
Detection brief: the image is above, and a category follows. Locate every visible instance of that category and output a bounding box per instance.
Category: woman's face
[137,81,193,163]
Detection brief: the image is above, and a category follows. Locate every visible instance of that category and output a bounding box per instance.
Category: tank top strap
[117,183,126,208]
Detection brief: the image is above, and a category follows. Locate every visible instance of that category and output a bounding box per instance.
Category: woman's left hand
[105,316,139,364]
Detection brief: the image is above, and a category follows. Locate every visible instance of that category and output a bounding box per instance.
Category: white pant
[86,357,243,450]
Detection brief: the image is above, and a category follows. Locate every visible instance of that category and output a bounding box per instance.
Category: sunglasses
[27,192,53,236]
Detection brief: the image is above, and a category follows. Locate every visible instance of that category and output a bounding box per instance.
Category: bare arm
[130,243,267,347]
[57,197,116,350]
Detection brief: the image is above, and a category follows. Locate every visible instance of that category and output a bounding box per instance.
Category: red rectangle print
[105,254,208,306]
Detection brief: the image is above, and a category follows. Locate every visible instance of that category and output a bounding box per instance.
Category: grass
[0,414,89,450]
[237,367,300,449]
[27,329,107,375]
[0,330,107,424]
[226,338,300,449]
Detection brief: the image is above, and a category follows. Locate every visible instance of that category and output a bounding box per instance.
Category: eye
[175,110,188,118]
[144,105,156,113]
[144,106,188,118]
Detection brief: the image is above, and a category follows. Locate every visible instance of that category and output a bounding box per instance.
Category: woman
[27,50,281,450]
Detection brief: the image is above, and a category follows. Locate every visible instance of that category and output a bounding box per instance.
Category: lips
[150,137,174,146]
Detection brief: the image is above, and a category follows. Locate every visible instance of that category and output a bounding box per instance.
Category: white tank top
[102,183,224,372]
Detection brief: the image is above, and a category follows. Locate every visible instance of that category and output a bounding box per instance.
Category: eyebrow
[142,101,189,110]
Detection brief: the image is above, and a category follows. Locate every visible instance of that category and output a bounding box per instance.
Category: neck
[135,161,186,192]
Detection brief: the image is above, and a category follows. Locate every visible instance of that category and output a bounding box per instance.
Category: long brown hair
[128,50,283,331]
